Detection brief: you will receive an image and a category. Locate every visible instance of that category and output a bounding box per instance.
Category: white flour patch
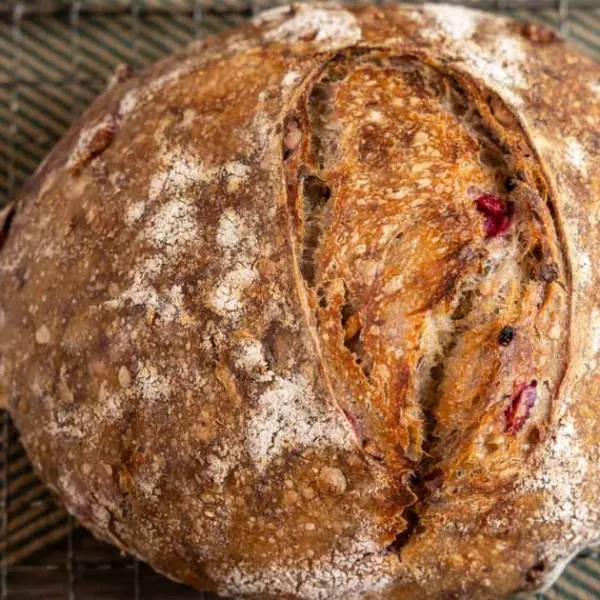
[97,382,125,421]
[108,150,214,320]
[424,4,479,40]
[264,7,361,50]
[208,212,259,323]
[136,362,171,403]
[148,151,209,202]
[234,339,273,382]
[221,32,255,53]
[58,473,87,510]
[46,386,126,445]
[224,161,250,182]
[119,65,195,119]
[493,37,527,87]
[204,451,240,487]
[209,264,257,319]
[423,5,525,107]
[565,138,588,176]
[245,375,352,474]
[142,151,210,255]
[519,417,589,526]
[119,88,139,118]
[577,251,592,288]
[383,275,404,295]
[589,308,600,357]
[168,284,185,315]
[234,339,267,371]
[462,36,526,106]
[42,394,89,441]
[282,70,301,89]
[241,110,273,155]
[46,419,86,440]
[205,454,230,486]
[105,257,185,323]
[215,529,393,599]
[146,198,197,253]
[136,455,164,498]
[106,257,162,309]
[216,209,241,250]
[125,200,146,225]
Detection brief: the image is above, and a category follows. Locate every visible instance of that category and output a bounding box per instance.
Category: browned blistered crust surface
[0,3,599,599]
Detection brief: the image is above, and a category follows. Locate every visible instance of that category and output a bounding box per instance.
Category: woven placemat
[0,2,599,598]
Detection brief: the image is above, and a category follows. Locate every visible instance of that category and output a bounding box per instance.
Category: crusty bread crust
[0,4,599,599]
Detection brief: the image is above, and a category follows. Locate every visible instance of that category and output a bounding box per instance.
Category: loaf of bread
[1,3,599,598]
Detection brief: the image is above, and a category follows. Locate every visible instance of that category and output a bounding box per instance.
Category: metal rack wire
[0,1,599,598]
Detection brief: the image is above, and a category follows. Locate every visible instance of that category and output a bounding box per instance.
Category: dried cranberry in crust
[504,381,538,434]
[475,193,512,237]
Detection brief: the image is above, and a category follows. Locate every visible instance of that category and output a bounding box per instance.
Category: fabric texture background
[0,1,598,598]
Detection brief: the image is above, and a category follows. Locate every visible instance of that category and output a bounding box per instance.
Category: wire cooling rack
[1,1,600,598]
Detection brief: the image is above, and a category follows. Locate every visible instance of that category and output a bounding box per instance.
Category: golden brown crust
[0,4,599,599]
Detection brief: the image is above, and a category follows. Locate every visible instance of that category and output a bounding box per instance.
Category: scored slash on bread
[0,3,599,600]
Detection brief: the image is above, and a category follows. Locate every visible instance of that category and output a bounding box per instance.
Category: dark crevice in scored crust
[417,281,479,454]
[299,175,331,286]
[308,70,342,169]
[281,47,570,558]
[340,282,374,378]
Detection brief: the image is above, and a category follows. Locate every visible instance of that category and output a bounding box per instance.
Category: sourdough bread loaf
[0,3,599,599]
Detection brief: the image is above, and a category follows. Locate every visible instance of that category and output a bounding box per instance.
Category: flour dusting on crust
[119,64,197,119]
[105,257,191,323]
[136,362,172,403]
[590,308,600,358]
[576,250,592,288]
[148,150,209,202]
[216,209,242,250]
[209,265,257,319]
[282,70,301,90]
[423,5,526,106]
[423,4,479,41]
[146,198,197,253]
[462,36,526,107]
[224,161,250,193]
[215,531,393,600]
[565,138,588,176]
[520,417,590,526]
[209,211,259,322]
[233,338,273,382]
[245,375,352,473]
[125,200,146,225]
[263,7,361,50]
